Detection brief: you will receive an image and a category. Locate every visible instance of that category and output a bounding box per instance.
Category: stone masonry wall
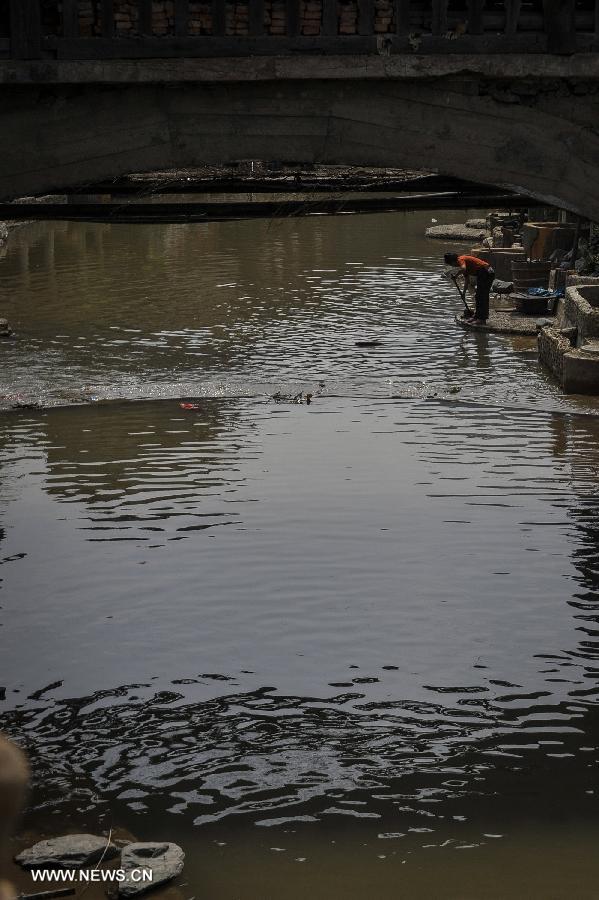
[564,284,599,342]
[49,0,398,37]
[538,326,570,384]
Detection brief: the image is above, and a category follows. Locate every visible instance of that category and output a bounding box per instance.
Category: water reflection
[39,401,244,542]
[1,398,598,866]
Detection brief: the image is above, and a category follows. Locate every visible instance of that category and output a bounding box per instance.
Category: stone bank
[539,277,599,393]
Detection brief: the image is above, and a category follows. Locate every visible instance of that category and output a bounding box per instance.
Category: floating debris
[0,318,14,339]
[271,391,312,404]
[19,889,75,900]
[12,400,43,410]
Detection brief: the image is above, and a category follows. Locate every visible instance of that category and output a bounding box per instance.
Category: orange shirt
[457,254,490,275]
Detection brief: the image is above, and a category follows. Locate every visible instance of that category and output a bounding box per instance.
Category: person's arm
[459,263,470,292]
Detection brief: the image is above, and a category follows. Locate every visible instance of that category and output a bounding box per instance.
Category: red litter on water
[179,402,202,410]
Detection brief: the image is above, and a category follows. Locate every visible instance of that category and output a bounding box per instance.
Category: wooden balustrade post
[139,0,153,35]
[431,0,448,35]
[322,0,337,35]
[504,0,521,34]
[358,0,374,35]
[212,0,226,35]
[543,0,576,53]
[249,0,265,35]
[174,0,189,35]
[285,0,300,36]
[395,0,410,35]
[9,0,42,58]
[467,0,484,34]
[101,0,115,37]
[63,0,80,38]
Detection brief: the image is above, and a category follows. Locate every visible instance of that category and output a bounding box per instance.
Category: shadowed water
[1,211,599,898]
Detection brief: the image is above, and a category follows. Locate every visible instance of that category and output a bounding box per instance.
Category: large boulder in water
[119,842,185,896]
[15,834,118,869]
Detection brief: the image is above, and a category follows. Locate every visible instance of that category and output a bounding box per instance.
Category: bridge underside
[2,60,599,219]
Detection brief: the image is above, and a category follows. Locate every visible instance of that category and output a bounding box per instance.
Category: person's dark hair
[444,253,459,266]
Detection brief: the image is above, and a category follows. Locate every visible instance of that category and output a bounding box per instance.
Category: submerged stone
[119,842,185,896]
[15,834,118,869]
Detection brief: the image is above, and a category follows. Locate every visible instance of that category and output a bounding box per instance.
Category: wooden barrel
[511,260,551,292]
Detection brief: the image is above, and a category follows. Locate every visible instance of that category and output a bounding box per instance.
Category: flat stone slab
[454,311,543,336]
[15,834,118,869]
[465,218,488,229]
[119,842,185,896]
[425,223,489,242]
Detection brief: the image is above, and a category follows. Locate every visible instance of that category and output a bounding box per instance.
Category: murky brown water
[2,211,599,898]
[0,208,585,410]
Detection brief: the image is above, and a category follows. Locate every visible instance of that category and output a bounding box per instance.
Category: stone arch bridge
[1,0,599,218]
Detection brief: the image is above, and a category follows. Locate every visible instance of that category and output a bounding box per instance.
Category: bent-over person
[444,253,495,324]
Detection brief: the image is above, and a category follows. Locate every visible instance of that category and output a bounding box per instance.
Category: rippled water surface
[2,211,599,899]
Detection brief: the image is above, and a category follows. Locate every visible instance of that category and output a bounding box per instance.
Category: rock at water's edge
[119,842,185,897]
[425,223,488,242]
[15,834,118,869]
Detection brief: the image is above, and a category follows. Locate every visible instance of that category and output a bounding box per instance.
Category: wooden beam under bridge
[0,192,535,224]
[63,174,512,197]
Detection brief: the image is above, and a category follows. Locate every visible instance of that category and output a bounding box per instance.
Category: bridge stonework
[35,1,399,38]
[1,2,599,218]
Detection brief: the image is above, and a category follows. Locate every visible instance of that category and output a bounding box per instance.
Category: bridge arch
[1,57,599,217]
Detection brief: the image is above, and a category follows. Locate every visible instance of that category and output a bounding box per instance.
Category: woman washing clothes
[444,252,495,325]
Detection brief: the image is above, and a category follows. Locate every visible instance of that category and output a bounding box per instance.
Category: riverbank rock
[119,842,185,897]
[15,834,118,869]
[425,223,489,242]
[0,223,8,246]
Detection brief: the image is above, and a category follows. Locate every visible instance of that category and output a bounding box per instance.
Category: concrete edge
[2,54,599,84]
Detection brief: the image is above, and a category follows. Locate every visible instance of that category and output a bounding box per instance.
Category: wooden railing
[3,0,599,60]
